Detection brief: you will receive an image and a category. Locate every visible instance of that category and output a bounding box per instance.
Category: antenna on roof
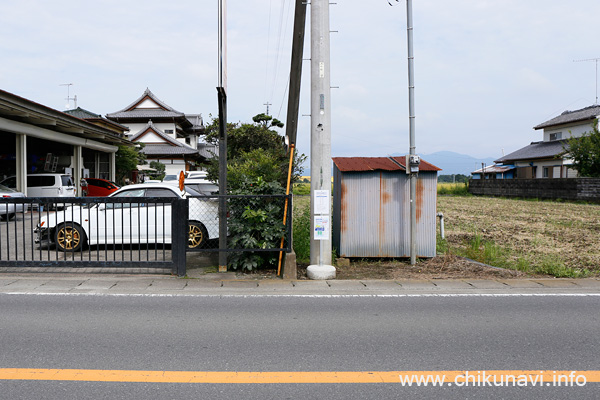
[59,83,77,110]
[263,101,272,115]
[574,57,600,105]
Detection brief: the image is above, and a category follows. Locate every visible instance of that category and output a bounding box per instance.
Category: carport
[0,89,130,195]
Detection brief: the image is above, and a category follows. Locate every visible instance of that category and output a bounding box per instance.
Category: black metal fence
[0,197,183,274]
[187,194,292,253]
[0,194,292,275]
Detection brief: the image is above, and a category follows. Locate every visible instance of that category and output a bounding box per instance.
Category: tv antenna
[59,83,77,109]
[574,57,600,105]
[263,101,272,115]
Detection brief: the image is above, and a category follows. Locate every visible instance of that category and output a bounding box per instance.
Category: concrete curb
[1,274,599,296]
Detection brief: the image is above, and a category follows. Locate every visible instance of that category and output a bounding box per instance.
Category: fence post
[172,198,188,277]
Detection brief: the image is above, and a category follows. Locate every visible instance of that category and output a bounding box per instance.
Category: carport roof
[0,89,131,146]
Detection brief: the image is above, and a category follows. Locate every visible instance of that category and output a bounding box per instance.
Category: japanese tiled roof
[534,105,600,130]
[495,140,568,163]
[141,144,198,155]
[131,121,198,156]
[106,88,185,119]
[64,107,129,131]
[332,157,441,172]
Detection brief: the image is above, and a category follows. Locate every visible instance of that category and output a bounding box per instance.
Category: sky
[2,0,600,164]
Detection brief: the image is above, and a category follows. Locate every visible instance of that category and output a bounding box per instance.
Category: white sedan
[0,184,28,220]
[36,183,219,251]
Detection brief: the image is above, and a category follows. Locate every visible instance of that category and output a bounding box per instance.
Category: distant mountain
[389,151,497,175]
[418,151,497,175]
[301,151,496,177]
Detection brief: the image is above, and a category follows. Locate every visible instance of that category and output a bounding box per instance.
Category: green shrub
[227,177,287,272]
[293,183,311,195]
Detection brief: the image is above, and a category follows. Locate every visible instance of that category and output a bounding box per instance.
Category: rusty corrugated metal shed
[332,158,439,259]
[332,157,441,173]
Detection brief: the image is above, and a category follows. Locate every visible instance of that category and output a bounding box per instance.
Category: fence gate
[0,194,292,276]
[0,197,186,275]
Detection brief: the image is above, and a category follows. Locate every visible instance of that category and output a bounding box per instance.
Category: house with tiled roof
[476,105,600,179]
[106,88,208,177]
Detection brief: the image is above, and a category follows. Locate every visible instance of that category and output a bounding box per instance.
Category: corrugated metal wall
[333,166,437,258]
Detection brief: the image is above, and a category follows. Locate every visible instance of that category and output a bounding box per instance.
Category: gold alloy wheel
[56,225,81,251]
[188,223,205,248]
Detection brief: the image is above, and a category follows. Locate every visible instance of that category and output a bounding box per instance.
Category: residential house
[490,105,600,179]
[106,88,207,177]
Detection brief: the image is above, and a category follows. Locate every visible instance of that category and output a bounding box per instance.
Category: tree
[203,113,306,190]
[149,160,166,180]
[115,145,146,185]
[201,113,307,271]
[566,120,600,177]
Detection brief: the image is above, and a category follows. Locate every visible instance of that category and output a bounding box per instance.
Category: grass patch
[293,183,311,195]
[437,182,470,196]
[292,197,311,264]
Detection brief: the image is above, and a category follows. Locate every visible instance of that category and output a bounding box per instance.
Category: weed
[293,201,311,263]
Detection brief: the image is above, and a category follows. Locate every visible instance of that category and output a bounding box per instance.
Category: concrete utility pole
[406,0,419,266]
[307,0,335,279]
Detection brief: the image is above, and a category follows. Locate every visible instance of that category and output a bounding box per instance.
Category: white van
[0,174,76,198]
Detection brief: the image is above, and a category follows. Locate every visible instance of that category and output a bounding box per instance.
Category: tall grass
[442,233,591,278]
[292,199,311,263]
[437,182,470,196]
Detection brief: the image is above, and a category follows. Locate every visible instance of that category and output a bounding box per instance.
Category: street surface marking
[0,369,599,384]
[3,292,600,298]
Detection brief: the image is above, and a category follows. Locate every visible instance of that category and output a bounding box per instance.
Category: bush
[227,177,287,272]
[293,183,310,195]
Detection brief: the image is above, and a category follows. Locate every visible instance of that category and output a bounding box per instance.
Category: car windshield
[163,175,177,181]
[183,186,202,196]
[0,184,15,193]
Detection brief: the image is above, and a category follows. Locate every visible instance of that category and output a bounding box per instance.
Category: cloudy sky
[2,0,599,163]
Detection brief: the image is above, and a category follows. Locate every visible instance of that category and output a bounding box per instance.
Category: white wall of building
[543,119,599,141]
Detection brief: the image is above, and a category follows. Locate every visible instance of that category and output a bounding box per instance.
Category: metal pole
[406,0,417,265]
[217,0,228,272]
[307,0,335,279]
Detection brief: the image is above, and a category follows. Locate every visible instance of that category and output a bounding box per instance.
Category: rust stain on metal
[416,178,424,222]
[340,180,348,233]
[379,173,387,253]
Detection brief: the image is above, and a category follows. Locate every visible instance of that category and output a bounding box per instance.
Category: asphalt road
[0,294,598,399]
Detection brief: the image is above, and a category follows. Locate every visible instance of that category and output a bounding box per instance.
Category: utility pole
[307,0,335,279]
[217,0,228,272]
[574,57,600,105]
[406,0,419,266]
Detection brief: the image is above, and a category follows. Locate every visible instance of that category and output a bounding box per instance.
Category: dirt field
[291,194,600,279]
[296,254,532,280]
[438,195,600,277]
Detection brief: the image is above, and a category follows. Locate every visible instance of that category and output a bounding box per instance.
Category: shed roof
[332,157,441,172]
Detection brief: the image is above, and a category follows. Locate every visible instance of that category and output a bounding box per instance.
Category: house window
[549,132,562,141]
[164,129,174,134]
[543,167,549,178]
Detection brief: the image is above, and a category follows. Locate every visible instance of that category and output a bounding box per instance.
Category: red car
[82,178,120,197]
